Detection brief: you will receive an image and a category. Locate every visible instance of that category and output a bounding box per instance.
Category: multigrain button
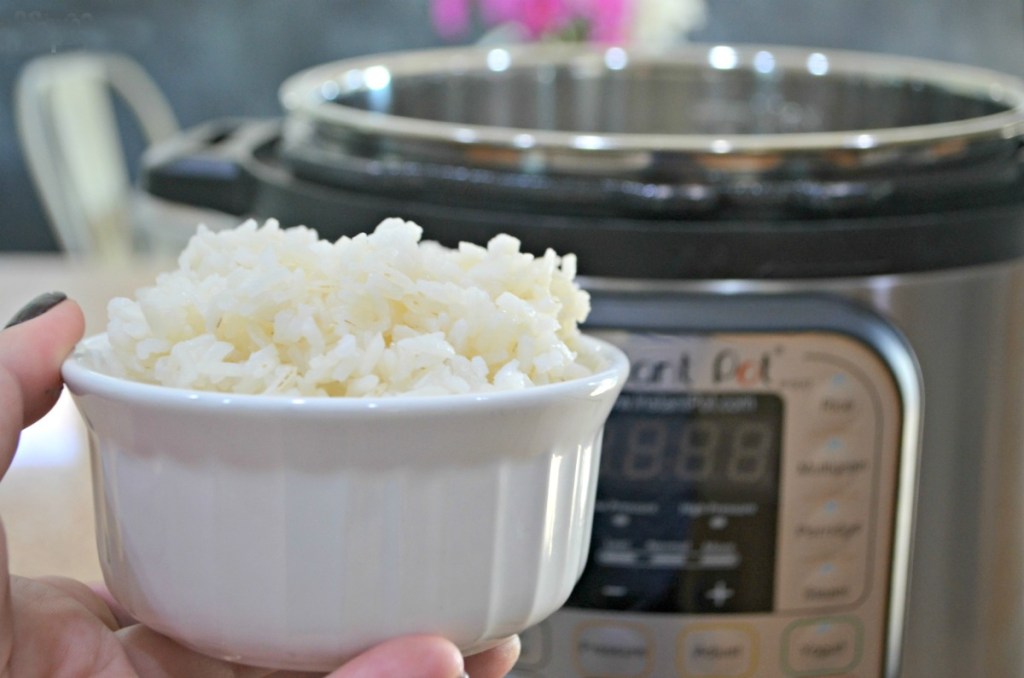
[796,435,873,489]
[783,617,861,675]
[573,622,653,677]
[679,625,757,677]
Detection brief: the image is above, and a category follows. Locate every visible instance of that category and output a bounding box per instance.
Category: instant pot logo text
[712,348,772,386]
[629,347,774,387]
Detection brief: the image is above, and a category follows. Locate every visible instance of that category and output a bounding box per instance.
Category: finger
[325,635,464,678]
[0,521,14,669]
[0,295,84,425]
[115,624,278,678]
[0,296,84,477]
[34,576,120,631]
[87,581,138,628]
[463,636,521,678]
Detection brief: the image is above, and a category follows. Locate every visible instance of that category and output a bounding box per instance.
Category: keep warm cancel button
[783,617,862,675]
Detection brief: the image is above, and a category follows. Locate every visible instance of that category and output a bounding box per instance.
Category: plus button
[704,580,735,608]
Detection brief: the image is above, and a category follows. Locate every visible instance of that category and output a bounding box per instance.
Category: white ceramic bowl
[62,334,628,671]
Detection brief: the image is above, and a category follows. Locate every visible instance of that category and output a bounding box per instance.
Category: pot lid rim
[278,43,1024,156]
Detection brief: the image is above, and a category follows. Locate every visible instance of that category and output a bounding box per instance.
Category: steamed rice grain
[102,218,594,396]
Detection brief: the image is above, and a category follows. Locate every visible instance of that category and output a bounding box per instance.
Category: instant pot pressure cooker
[142,45,1024,677]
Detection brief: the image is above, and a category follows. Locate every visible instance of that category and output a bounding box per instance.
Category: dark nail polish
[4,291,68,329]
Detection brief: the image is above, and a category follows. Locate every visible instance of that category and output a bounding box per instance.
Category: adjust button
[573,622,653,677]
[679,625,757,677]
[783,617,862,675]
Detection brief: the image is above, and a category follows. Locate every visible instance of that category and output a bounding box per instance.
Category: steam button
[798,553,865,607]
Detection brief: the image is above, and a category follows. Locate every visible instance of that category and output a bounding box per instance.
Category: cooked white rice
[101,218,595,397]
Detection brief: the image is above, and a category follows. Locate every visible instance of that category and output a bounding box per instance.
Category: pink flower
[517,0,574,39]
[431,0,643,43]
[431,0,472,37]
[582,0,632,43]
[479,0,521,24]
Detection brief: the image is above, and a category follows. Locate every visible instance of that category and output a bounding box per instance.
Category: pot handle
[141,118,276,216]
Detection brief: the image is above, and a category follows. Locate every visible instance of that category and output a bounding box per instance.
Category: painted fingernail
[4,291,68,329]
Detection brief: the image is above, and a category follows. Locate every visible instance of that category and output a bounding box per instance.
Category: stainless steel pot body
[862,262,1024,678]
[561,261,1024,677]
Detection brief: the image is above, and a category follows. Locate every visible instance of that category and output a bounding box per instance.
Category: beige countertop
[0,253,168,582]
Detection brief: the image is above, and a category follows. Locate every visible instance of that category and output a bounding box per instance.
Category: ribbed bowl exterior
[65,335,627,671]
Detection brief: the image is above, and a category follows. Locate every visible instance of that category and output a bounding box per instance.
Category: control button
[679,625,757,677]
[797,552,865,607]
[794,491,868,540]
[596,549,641,567]
[809,370,867,434]
[795,435,872,489]
[611,513,632,528]
[704,580,736,608]
[570,555,688,611]
[792,518,866,561]
[672,570,772,614]
[790,488,869,562]
[517,623,549,669]
[783,617,862,675]
[778,515,870,612]
[573,622,654,677]
[800,490,869,526]
[780,530,867,611]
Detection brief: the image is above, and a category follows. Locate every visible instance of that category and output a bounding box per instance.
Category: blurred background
[3,0,1024,252]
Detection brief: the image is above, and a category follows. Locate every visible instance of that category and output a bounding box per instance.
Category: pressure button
[573,622,653,677]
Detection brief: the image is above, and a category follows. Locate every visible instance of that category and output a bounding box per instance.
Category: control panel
[513,322,914,678]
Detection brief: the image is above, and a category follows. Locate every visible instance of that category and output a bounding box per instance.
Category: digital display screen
[567,392,783,614]
[602,404,778,488]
